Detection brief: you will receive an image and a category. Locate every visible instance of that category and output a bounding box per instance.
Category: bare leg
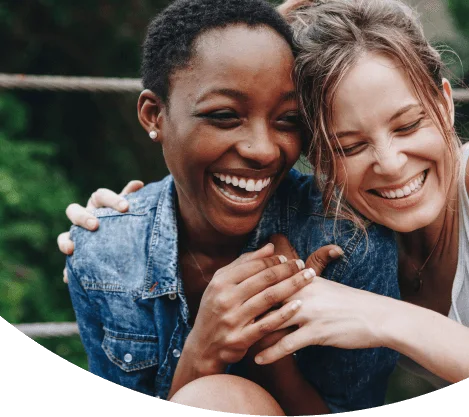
[170,374,285,415]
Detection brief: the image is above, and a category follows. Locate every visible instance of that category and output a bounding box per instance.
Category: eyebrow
[388,103,422,123]
[335,103,423,140]
[196,88,297,104]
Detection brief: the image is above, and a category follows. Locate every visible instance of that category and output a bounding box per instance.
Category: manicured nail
[295,259,305,270]
[118,200,128,211]
[86,218,98,229]
[278,255,288,264]
[291,300,302,310]
[255,356,264,364]
[264,243,274,250]
[303,268,316,280]
[329,247,344,259]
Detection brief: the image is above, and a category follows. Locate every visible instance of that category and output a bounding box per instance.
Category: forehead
[170,24,295,99]
[333,53,420,126]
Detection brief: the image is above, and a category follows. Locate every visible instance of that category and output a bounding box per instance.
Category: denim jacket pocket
[102,328,159,372]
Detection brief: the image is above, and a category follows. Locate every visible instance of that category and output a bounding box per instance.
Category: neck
[176,203,248,261]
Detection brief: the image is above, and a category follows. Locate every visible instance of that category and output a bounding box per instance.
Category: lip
[207,172,275,213]
[364,169,429,209]
[368,170,428,193]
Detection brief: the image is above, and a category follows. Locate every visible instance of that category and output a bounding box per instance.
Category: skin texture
[332,53,455,234]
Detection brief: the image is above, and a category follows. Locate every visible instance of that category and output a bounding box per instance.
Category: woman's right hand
[57,180,144,282]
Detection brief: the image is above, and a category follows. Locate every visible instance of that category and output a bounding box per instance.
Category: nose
[236,123,280,167]
[372,141,408,177]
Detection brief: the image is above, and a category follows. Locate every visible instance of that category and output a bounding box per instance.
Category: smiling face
[332,53,455,233]
[156,25,301,239]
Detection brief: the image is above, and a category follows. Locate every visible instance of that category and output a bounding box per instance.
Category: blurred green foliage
[0,0,468,406]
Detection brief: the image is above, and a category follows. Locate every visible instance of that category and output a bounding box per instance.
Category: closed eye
[395,118,423,134]
[337,142,367,157]
[198,110,240,128]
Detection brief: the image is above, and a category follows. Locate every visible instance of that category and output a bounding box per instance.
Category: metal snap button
[124,353,133,363]
[168,293,177,300]
[172,349,181,358]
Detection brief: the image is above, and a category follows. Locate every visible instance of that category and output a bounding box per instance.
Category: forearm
[379,297,469,383]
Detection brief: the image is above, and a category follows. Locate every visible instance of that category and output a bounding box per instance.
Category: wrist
[373,296,412,349]
[183,334,226,376]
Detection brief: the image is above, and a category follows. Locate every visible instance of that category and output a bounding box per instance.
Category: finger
[57,232,75,255]
[87,188,129,213]
[120,180,144,196]
[305,245,344,276]
[66,203,99,230]
[63,268,69,284]
[268,234,299,260]
[255,326,312,364]
[215,254,285,285]
[244,300,302,346]
[214,242,276,276]
[237,259,304,301]
[240,263,316,319]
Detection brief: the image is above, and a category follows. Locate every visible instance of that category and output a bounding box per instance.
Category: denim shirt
[67,169,400,413]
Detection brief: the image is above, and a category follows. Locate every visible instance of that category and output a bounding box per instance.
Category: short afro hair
[141,0,294,103]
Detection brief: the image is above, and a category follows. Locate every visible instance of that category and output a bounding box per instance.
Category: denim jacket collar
[142,175,290,299]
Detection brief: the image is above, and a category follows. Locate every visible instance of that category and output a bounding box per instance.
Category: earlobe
[441,78,455,127]
[137,89,165,142]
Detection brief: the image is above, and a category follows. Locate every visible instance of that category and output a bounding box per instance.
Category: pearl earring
[149,130,158,140]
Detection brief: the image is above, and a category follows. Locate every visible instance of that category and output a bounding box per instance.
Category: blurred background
[0,0,468,406]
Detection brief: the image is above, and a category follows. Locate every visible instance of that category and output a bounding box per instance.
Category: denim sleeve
[299,224,400,413]
[66,259,108,375]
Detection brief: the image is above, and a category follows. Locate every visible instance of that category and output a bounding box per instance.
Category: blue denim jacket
[67,169,400,413]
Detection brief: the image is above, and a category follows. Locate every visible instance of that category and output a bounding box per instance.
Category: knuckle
[310,253,327,270]
[263,289,278,305]
[262,269,278,284]
[258,321,273,335]
[280,337,295,354]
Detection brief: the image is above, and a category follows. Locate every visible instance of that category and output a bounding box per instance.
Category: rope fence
[14,322,79,339]
[1,73,469,101]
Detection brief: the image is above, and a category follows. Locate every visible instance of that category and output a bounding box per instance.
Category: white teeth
[375,171,427,200]
[218,186,259,203]
[254,180,263,192]
[212,173,272,193]
[246,179,255,192]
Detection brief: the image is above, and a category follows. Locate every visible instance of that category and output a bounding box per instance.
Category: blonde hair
[291,0,460,230]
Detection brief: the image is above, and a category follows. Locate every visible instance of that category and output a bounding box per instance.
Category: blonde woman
[253,0,469,388]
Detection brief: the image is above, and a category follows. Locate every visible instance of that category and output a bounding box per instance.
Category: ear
[137,89,166,142]
[441,78,455,127]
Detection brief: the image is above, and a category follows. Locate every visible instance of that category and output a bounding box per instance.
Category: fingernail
[329,247,344,259]
[264,242,274,250]
[86,219,98,229]
[295,259,305,270]
[278,255,288,264]
[291,300,302,310]
[255,356,264,364]
[118,200,128,211]
[303,268,316,280]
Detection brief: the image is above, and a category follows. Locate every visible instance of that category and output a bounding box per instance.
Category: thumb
[268,234,299,260]
[305,245,344,276]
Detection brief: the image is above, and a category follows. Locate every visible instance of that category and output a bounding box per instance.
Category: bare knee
[170,374,285,415]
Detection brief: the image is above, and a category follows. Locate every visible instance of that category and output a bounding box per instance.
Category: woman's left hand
[254,271,392,365]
